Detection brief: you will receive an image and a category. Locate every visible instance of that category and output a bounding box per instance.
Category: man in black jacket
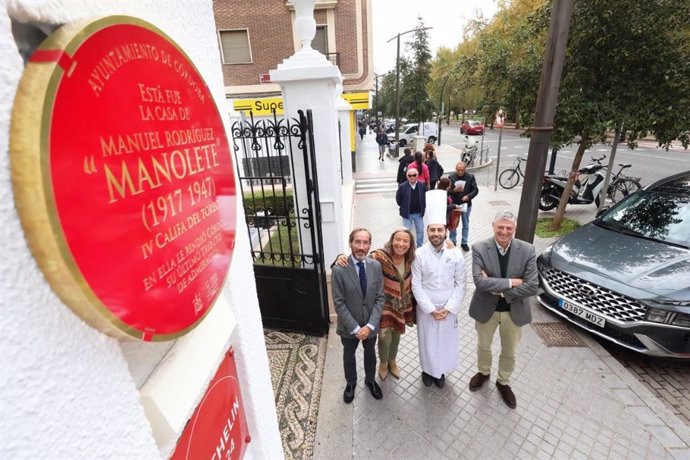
[375,128,388,161]
[447,162,479,251]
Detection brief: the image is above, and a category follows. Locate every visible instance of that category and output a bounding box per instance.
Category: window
[313,26,328,54]
[219,29,251,64]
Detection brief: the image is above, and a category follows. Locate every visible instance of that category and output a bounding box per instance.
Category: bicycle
[607,163,642,203]
[498,157,527,189]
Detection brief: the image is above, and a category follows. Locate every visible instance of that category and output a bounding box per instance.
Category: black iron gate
[231,110,329,336]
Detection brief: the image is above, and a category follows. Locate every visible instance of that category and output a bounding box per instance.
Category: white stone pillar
[270,0,346,263]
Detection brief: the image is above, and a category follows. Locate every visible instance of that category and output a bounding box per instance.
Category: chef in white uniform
[412,190,467,388]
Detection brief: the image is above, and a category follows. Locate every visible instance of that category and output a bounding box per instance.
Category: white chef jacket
[412,243,467,379]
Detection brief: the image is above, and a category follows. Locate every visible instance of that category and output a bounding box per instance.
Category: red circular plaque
[10,16,236,340]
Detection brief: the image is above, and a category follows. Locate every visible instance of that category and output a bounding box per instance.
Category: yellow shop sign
[233,97,284,116]
[234,92,370,116]
[341,92,370,110]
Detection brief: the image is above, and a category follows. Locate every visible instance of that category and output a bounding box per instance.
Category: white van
[387,122,438,146]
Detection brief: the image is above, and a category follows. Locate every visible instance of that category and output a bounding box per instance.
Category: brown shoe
[469,372,490,391]
[378,363,388,381]
[388,361,400,379]
[496,381,517,409]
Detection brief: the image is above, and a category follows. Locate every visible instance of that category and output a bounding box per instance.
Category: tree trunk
[550,141,587,230]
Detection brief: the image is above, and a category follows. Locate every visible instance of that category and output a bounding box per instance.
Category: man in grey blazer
[468,211,538,408]
[332,228,385,403]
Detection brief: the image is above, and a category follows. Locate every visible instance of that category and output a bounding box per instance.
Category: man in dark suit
[332,228,385,403]
[448,161,479,251]
[467,211,538,409]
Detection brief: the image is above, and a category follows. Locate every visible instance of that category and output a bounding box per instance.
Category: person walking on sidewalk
[396,148,414,183]
[467,211,538,409]
[396,168,426,247]
[332,228,385,404]
[412,190,466,389]
[375,127,388,161]
[333,228,417,382]
[448,161,479,251]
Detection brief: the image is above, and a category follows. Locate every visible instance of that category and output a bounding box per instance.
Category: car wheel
[427,136,436,144]
[398,139,407,147]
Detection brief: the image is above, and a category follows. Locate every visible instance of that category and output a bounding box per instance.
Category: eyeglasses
[407,173,417,177]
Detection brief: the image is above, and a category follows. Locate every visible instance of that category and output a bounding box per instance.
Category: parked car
[387,122,438,146]
[460,120,484,135]
[537,171,690,358]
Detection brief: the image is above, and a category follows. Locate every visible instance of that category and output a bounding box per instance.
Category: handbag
[448,207,462,231]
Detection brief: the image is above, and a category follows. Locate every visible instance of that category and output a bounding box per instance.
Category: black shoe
[421,372,433,387]
[343,384,356,404]
[434,374,445,388]
[365,380,383,400]
[461,244,470,252]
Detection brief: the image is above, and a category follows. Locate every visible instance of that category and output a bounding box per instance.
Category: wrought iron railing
[231,111,318,269]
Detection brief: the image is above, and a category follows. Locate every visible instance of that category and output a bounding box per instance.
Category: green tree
[476,0,548,129]
[400,18,433,124]
[549,0,690,229]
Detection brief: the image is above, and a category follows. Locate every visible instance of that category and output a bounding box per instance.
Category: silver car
[537,171,690,358]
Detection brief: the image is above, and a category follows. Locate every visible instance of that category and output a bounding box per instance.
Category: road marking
[619,149,689,163]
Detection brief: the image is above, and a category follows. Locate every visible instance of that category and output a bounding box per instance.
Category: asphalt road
[440,125,690,186]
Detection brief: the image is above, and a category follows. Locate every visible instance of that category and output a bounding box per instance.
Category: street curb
[467,158,493,173]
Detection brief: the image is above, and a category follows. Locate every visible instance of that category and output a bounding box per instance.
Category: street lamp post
[374,73,380,125]
[387,26,432,146]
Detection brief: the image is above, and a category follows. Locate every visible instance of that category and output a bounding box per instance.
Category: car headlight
[646,308,690,327]
[646,308,670,323]
[672,312,690,327]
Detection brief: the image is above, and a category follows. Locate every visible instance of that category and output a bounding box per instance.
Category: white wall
[0,1,281,458]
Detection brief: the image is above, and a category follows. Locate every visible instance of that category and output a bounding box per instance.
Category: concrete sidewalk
[313,133,690,459]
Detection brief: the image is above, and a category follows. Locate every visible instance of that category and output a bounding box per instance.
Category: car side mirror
[596,206,610,218]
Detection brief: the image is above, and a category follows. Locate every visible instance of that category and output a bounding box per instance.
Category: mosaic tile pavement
[265,330,328,459]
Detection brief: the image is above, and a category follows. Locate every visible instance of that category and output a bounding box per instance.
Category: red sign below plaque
[170,348,250,460]
[10,16,236,340]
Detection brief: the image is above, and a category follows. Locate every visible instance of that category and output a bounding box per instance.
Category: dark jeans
[341,334,377,385]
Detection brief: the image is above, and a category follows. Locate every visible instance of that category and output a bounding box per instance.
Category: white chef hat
[424,190,448,227]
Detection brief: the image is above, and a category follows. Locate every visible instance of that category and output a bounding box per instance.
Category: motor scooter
[386,140,400,159]
[461,135,479,166]
[539,155,607,211]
